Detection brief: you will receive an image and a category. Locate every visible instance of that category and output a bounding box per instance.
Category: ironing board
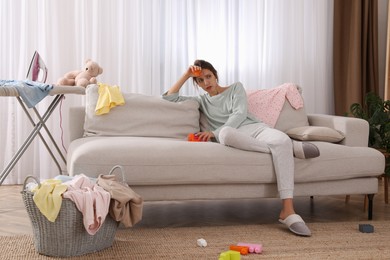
[0,52,85,185]
[0,85,85,185]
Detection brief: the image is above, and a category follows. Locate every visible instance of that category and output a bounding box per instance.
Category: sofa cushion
[67,137,384,185]
[286,126,345,143]
[84,84,200,139]
[273,97,309,132]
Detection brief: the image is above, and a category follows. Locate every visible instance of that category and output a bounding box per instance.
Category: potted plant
[350,92,390,176]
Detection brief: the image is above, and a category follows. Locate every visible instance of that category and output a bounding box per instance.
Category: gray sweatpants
[218,123,294,199]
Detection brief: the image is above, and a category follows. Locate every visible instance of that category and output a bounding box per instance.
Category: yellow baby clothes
[95,82,125,115]
[32,179,67,222]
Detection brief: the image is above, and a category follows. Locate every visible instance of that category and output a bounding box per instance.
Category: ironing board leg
[33,105,67,164]
[17,97,64,173]
[0,95,65,185]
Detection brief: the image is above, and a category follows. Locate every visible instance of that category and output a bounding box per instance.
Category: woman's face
[195,69,218,95]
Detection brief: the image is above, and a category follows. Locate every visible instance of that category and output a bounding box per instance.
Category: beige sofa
[66,85,385,220]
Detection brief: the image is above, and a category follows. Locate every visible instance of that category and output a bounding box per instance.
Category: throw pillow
[286,126,345,143]
[84,84,200,139]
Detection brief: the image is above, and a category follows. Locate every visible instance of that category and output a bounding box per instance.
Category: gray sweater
[163,82,260,140]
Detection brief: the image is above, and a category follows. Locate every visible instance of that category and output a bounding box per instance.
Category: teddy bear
[57,59,103,87]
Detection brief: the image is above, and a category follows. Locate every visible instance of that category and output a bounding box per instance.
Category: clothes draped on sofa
[247,83,304,128]
[95,82,125,115]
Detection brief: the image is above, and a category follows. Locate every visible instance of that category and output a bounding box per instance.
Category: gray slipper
[279,214,312,237]
[293,141,320,159]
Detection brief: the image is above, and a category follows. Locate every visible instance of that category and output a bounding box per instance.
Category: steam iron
[26,51,48,83]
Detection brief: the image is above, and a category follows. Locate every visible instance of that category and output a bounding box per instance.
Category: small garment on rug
[97,174,143,227]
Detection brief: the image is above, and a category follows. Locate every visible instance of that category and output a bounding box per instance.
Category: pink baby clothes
[247,83,304,128]
[63,174,111,235]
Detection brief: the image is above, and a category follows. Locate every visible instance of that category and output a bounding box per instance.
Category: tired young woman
[162,60,319,237]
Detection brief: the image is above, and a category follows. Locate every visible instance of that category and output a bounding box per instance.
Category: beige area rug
[1,221,389,260]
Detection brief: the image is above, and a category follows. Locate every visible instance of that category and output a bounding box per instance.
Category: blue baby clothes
[0,79,53,108]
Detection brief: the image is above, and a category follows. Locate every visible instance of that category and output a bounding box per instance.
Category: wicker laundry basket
[21,175,119,257]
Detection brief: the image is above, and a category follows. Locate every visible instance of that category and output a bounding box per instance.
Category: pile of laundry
[26,174,143,235]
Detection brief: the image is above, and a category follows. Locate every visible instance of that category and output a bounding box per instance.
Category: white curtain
[0,0,334,184]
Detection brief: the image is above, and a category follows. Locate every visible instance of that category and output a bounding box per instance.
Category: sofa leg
[367,194,375,220]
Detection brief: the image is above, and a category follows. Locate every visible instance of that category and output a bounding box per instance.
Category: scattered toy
[359,224,374,233]
[229,245,249,255]
[197,238,207,247]
[219,250,240,260]
[237,242,263,254]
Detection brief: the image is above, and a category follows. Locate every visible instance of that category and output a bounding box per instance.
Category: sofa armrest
[68,106,85,142]
[307,114,369,147]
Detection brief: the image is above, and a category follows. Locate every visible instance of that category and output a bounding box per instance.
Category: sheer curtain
[0,0,333,184]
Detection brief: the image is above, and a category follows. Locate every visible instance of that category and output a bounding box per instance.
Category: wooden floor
[1,178,389,236]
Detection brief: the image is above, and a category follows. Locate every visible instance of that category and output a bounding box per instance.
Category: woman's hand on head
[186,65,202,77]
[168,65,201,94]
[196,131,214,142]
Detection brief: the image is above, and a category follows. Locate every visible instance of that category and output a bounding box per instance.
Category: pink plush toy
[237,242,262,254]
[57,59,103,87]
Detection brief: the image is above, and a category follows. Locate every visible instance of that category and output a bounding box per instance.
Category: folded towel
[95,82,125,115]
